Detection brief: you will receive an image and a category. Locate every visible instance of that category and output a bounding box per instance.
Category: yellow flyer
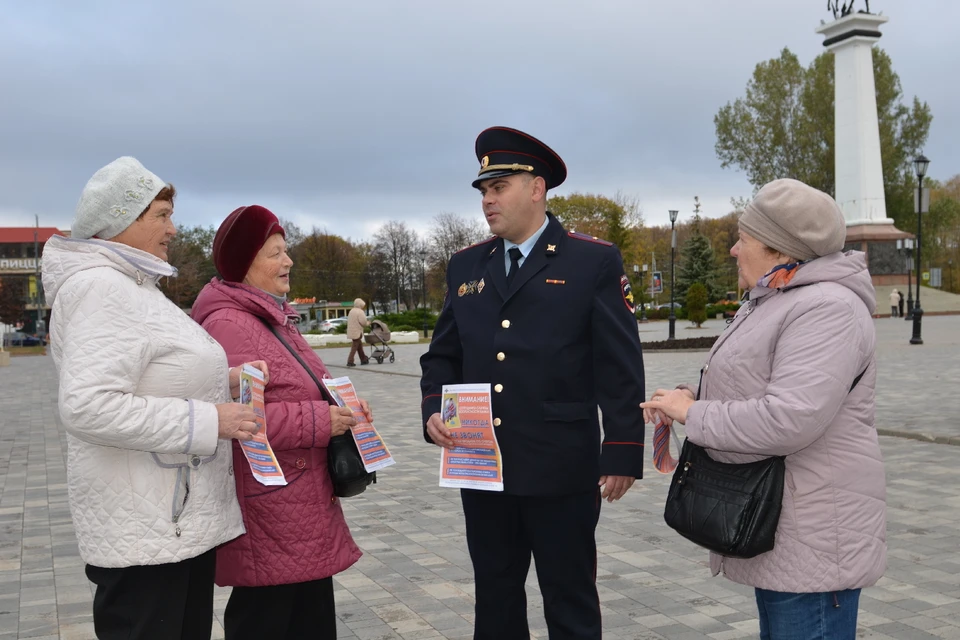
[238,364,287,486]
[322,376,396,472]
[439,383,503,491]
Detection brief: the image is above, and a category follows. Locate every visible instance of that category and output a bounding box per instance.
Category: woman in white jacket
[43,157,267,640]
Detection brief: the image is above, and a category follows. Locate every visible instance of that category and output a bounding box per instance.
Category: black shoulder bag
[261,319,376,498]
[663,367,867,559]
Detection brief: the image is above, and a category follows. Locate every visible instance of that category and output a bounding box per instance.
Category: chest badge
[477,278,485,293]
[458,281,479,297]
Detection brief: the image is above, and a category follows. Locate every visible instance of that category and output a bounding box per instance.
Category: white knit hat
[72,157,166,240]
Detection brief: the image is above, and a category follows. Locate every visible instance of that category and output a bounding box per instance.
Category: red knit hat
[213,205,285,283]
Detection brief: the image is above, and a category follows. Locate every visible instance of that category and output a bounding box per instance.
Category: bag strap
[259,318,337,406]
[849,367,867,392]
[696,364,868,399]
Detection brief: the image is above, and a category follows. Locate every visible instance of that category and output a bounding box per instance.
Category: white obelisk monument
[816,8,911,287]
[816,11,892,226]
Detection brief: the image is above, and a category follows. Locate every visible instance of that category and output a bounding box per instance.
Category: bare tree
[356,242,391,314]
[427,212,488,276]
[277,217,305,251]
[612,191,644,229]
[373,221,419,311]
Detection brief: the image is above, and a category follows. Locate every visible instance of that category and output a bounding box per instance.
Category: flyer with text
[238,364,287,486]
[438,383,504,491]
[322,377,396,472]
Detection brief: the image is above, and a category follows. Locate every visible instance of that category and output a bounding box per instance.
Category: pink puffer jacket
[683,252,886,593]
[192,278,361,587]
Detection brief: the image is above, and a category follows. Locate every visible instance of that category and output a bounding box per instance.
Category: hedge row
[373,309,438,331]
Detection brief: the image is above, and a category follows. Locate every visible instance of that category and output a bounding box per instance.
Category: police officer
[420,126,646,639]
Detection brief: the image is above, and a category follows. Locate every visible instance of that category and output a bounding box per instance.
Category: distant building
[0,227,67,333]
[289,297,357,325]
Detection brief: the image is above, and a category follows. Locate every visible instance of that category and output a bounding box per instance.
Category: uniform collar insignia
[546,244,556,253]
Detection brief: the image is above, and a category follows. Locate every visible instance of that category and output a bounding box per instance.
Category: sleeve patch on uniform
[620,275,636,314]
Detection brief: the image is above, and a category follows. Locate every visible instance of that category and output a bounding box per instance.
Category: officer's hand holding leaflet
[426,412,456,449]
[599,475,635,502]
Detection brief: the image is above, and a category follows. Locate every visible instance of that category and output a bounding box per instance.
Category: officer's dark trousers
[85,549,215,640]
[461,488,602,640]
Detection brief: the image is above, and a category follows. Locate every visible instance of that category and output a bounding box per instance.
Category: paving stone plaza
[1,316,959,639]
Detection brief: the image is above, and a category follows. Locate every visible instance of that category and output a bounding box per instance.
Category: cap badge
[480,155,490,169]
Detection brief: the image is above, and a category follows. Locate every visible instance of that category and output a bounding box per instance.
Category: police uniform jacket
[420,214,646,496]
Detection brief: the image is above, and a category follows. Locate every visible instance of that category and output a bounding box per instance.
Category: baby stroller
[364,319,395,364]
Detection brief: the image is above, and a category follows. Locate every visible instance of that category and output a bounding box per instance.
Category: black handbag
[261,319,376,498]
[663,367,867,559]
[664,438,785,558]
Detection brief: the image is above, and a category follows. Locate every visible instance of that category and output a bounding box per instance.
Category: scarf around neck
[759,261,806,290]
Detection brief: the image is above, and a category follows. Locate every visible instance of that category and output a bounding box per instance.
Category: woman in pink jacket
[192,205,365,640]
[643,179,886,640]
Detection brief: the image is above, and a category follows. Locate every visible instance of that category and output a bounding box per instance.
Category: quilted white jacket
[43,236,244,568]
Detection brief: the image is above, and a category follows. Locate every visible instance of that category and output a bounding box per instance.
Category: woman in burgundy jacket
[192,205,367,640]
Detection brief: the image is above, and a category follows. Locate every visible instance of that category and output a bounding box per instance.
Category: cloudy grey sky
[1,0,956,241]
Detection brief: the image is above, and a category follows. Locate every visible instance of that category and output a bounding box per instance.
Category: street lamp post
[640,264,649,323]
[419,250,428,338]
[910,154,930,345]
[632,264,646,323]
[668,209,679,341]
[33,214,45,337]
[898,238,915,320]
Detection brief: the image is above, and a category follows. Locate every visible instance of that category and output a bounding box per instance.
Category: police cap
[471,126,567,190]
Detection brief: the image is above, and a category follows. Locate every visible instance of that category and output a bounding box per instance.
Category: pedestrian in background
[346,297,370,367]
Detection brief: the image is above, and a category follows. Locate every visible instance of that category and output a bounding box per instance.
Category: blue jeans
[755,588,860,640]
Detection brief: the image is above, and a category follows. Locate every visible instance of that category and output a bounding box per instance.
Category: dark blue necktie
[506,247,522,287]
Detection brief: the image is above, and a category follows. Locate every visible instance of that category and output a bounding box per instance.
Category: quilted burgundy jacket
[192,278,361,587]
[683,251,886,593]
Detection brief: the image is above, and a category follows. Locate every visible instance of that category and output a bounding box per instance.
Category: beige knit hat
[739,178,846,262]
[73,157,166,240]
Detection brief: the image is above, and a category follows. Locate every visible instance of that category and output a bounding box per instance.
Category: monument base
[844,223,914,288]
